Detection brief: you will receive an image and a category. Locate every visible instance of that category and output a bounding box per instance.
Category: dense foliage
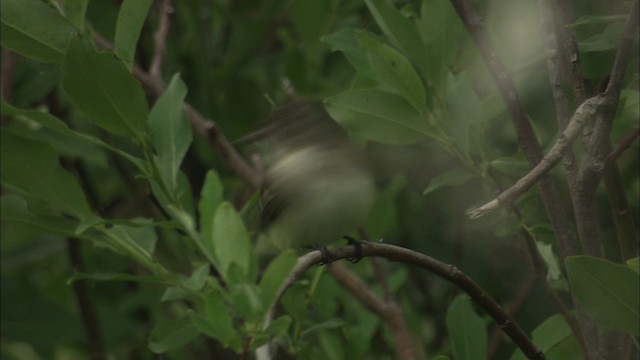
[1,0,638,359]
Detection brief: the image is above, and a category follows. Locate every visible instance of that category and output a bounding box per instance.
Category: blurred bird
[242,100,376,256]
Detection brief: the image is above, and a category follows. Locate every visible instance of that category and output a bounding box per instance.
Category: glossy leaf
[566,256,640,336]
[62,37,148,139]
[0,131,93,219]
[149,74,192,193]
[325,89,431,144]
[115,0,153,69]
[0,0,74,63]
[446,296,487,360]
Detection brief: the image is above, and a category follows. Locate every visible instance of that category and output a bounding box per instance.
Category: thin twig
[604,0,639,98]
[605,127,640,168]
[260,243,545,360]
[149,0,173,78]
[468,96,603,219]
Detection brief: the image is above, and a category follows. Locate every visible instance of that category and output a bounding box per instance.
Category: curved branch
[468,96,603,219]
[260,243,545,360]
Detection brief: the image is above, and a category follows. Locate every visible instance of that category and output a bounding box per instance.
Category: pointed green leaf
[212,202,252,279]
[199,170,224,254]
[62,37,148,138]
[149,74,192,193]
[446,296,487,360]
[115,0,153,69]
[325,89,431,144]
[566,256,639,336]
[64,0,89,31]
[0,0,74,63]
[198,290,234,345]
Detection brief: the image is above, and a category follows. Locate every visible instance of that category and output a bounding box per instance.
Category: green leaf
[357,33,427,112]
[199,170,224,253]
[446,296,487,360]
[231,283,264,322]
[325,89,431,144]
[108,224,156,263]
[300,318,346,339]
[423,170,475,195]
[258,250,297,308]
[64,0,89,31]
[418,0,463,92]
[183,262,210,291]
[212,202,252,280]
[578,22,625,52]
[148,316,200,354]
[115,0,153,69]
[149,74,192,193]
[200,289,235,345]
[627,257,640,273]
[0,131,93,219]
[0,101,145,170]
[0,0,74,63]
[364,0,428,77]
[62,37,148,139]
[322,28,379,80]
[444,73,482,156]
[0,195,104,245]
[511,313,583,360]
[566,256,640,336]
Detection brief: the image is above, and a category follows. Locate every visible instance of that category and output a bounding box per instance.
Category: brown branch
[605,0,639,98]
[556,0,588,103]
[449,0,577,258]
[93,33,260,189]
[487,274,536,359]
[260,243,545,360]
[148,0,173,78]
[67,238,106,360]
[468,96,603,219]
